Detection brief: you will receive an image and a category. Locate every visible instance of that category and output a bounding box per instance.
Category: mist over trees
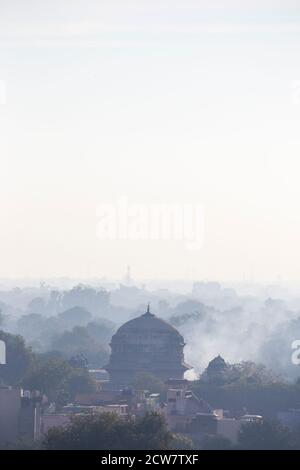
[0,279,300,452]
[0,280,300,382]
[191,357,300,419]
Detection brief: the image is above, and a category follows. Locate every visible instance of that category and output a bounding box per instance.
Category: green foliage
[202,434,232,450]
[134,412,172,450]
[86,320,115,343]
[61,285,110,315]
[50,326,109,367]
[22,357,96,403]
[171,433,195,450]
[237,419,300,450]
[23,357,70,398]
[0,330,33,385]
[201,360,283,387]
[43,412,173,450]
[58,306,92,328]
[192,380,300,419]
[193,360,291,419]
[67,368,96,397]
[17,313,46,343]
[27,297,46,314]
[14,301,114,359]
[1,437,40,450]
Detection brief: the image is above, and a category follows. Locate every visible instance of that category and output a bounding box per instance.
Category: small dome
[207,355,227,371]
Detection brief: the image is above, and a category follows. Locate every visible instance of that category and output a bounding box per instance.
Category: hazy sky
[1,0,300,281]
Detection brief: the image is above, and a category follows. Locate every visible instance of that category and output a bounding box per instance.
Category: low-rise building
[0,387,42,445]
[41,403,128,435]
[164,380,263,446]
[165,379,213,433]
[0,386,20,444]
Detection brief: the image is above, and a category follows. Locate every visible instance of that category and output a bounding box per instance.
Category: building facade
[0,387,42,445]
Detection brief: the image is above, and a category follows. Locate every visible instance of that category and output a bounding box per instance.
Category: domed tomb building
[105,306,191,386]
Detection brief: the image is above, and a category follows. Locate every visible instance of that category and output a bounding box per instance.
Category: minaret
[124,265,132,285]
[144,303,154,317]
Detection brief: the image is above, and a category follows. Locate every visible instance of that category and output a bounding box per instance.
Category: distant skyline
[1,1,300,281]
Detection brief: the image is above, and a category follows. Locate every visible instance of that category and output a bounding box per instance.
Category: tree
[23,357,71,402]
[43,412,173,450]
[50,326,109,367]
[86,320,115,343]
[69,353,88,369]
[134,412,173,450]
[171,433,195,450]
[61,285,110,315]
[0,330,33,385]
[202,434,232,450]
[238,419,297,450]
[192,380,300,420]
[58,306,92,328]
[22,357,96,403]
[200,360,282,387]
[27,297,47,314]
[17,314,45,342]
[66,368,96,398]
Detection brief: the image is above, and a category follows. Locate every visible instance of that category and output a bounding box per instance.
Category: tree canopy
[238,419,300,450]
[0,330,33,385]
[50,326,109,367]
[22,356,96,404]
[43,412,173,450]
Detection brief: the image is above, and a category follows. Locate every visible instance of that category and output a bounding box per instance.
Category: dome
[116,306,183,340]
[105,305,191,386]
[208,355,227,369]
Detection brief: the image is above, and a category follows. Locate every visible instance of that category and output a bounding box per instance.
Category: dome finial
[146,303,151,315]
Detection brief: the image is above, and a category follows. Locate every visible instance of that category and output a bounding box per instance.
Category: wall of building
[0,387,21,444]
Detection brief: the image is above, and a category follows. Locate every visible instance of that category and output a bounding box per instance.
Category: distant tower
[124,265,132,286]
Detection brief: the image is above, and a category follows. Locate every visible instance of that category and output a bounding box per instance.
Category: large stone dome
[105,306,191,386]
[117,310,182,337]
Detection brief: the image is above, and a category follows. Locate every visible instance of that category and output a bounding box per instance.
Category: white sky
[1,0,300,281]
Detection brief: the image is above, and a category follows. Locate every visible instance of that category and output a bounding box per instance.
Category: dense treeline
[43,412,174,450]
[0,329,96,404]
[193,382,300,419]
